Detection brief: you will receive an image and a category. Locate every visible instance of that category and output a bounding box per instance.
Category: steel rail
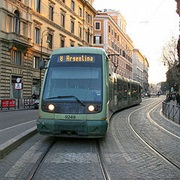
[96,140,111,180]
[26,139,55,180]
[128,101,180,170]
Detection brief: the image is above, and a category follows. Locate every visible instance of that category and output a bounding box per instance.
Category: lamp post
[40,30,49,95]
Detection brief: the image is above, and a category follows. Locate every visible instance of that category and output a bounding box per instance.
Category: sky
[93,0,179,84]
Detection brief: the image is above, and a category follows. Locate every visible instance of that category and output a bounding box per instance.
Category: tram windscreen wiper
[46,95,85,106]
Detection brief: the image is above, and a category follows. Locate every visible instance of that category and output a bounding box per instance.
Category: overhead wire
[139,0,167,24]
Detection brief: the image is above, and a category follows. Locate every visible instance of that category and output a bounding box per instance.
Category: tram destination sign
[59,54,95,62]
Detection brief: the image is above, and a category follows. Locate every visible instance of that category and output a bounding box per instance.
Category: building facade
[132,49,143,86]
[132,49,149,92]
[93,9,149,90]
[0,0,96,99]
[142,57,149,93]
[93,10,134,79]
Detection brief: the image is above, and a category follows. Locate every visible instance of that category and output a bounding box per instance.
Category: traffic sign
[15,83,23,90]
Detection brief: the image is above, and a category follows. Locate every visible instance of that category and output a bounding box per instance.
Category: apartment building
[93,9,134,79]
[0,0,96,99]
[143,57,149,92]
[132,49,149,92]
[94,9,150,91]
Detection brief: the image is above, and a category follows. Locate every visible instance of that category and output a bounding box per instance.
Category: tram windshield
[42,54,103,102]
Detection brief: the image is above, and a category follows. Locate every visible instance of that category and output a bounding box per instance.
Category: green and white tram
[36,47,141,138]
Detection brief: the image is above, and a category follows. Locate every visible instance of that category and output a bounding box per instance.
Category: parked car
[34,99,39,109]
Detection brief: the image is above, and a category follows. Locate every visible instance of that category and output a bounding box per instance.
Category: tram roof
[115,73,141,85]
[51,47,106,55]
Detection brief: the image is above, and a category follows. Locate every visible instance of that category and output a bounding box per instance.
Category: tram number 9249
[65,115,76,120]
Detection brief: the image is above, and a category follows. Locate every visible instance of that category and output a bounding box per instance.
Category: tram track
[26,139,55,180]
[96,140,111,180]
[21,137,110,180]
[128,99,180,170]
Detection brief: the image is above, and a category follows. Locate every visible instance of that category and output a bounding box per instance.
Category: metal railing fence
[162,101,180,124]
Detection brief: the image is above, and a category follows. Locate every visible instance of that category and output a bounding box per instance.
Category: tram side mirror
[40,60,45,70]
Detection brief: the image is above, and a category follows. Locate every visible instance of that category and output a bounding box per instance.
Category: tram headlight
[88,105,95,112]
[48,104,55,111]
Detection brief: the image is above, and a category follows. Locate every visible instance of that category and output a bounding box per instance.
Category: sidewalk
[0,106,35,112]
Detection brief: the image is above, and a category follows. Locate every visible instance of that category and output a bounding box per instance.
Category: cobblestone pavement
[100,97,180,179]
[0,136,104,180]
[130,99,180,168]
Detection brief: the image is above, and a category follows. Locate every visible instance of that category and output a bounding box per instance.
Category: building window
[114,32,116,39]
[70,40,74,47]
[87,28,90,43]
[79,26,82,38]
[71,20,74,33]
[61,11,65,28]
[35,27,40,44]
[108,25,110,33]
[94,36,102,44]
[86,12,88,21]
[95,22,100,30]
[35,0,41,13]
[12,51,22,65]
[86,13,92,24]
[48,34,53,49]
[61,39,65,47]
[22,22,28,36]
[79,7,82,17]
[71,0,75,11]
[14,10,20,34]
[33,56,40,69]
[49,5,54,21]
[60,35,65,47]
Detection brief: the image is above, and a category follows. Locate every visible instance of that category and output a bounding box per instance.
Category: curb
[0,108,36,113]
[0,127,37,159]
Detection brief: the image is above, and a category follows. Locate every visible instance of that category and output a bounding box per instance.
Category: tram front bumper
[36,119,108,138]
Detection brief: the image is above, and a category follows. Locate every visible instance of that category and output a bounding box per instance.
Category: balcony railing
[8,32,31,46]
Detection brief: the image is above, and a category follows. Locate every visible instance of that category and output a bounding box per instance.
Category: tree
[160,81,169,94]
[162,36,178,68]
[161,36,179,91]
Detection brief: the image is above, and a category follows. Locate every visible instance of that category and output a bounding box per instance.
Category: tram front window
[43,54,102,102]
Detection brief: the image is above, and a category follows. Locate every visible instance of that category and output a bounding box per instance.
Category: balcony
[7,32,32,49]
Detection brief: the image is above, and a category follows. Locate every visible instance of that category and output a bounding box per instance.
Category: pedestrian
[176,93,180,106]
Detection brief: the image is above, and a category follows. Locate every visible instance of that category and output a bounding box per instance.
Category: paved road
[0,109,38,130]
[0,109,38,159]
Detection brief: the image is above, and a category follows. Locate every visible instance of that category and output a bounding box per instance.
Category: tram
[36,47,141,138]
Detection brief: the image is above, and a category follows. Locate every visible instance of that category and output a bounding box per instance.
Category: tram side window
[128,83,131,97]
[123,83,128,100]
[117,79,123,100]
[131,84,138,98]
[139,85,142,97]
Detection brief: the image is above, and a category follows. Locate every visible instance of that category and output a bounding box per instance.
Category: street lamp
[40,30,49,95]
